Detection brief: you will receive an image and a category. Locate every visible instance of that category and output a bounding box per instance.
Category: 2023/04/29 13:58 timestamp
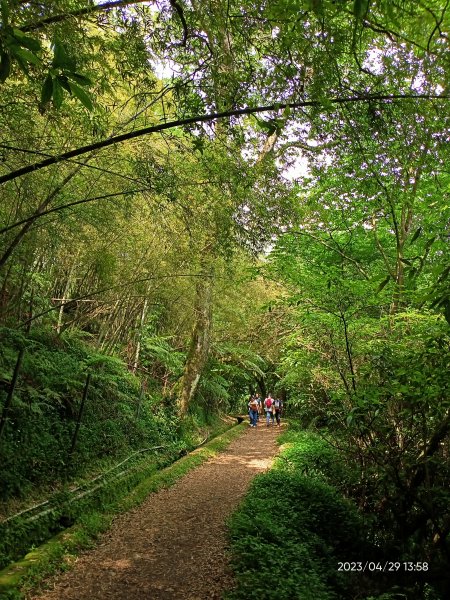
[337,562,429,572]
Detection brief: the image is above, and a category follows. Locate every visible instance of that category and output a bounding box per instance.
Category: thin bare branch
[20,0,155,32]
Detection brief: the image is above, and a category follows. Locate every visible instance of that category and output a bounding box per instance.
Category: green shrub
[227,468,368,600]
[276,429,358,495]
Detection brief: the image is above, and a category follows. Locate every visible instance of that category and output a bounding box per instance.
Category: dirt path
[30,424,281,600]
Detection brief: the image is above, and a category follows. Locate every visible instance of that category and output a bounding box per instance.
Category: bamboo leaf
[424,236,437,250]
[52,77,64,108]
[409,227,422,244]
[68,72,92,86]
[40,73,53,104]
[68,80,93,111]
[10,45,41,66]
[376,276,391,293]
[52,39,76,71]
[12,29,41,53]
[57,74,72,93]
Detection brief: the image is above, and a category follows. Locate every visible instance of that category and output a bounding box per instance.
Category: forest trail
[29,424,281,600]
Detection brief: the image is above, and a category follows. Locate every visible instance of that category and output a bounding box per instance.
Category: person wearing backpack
[264,394,275,426]
[273,397,283,426]
[248,395,259,427]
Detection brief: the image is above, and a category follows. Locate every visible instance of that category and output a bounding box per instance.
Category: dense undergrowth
[227,427,445,600]
[0,326,182,501]
[0,325,237,570]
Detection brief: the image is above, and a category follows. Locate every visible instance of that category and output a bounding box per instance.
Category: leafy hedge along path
[29,423,281,600]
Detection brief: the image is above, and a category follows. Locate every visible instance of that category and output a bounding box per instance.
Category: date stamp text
[337,562,429,573]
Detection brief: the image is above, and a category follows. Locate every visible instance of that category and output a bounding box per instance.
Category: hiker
[264,394,275,426]
[254,393,261,421]
[273,397,283,426]
[248,395,259,427]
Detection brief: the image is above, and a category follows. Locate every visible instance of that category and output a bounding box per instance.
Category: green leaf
[68,72,92,86]
[409,227,422,244]
[68,80,93,110]
[14,54,29,75]
[424,236,436,250]
[258,119,278,135]
[52,39,76,71]
[12,29,41,53]
[10,45,41,66]
[376,276,391,293]
[353,0,369,19]
[41,73,53,104]
[52,77,64,108]
[192,137,204,154]
[57,74,72,93]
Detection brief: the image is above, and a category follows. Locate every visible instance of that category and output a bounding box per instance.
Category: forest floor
[28,421,282,600]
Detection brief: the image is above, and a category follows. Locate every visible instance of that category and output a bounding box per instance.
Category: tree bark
[178,263,213,416]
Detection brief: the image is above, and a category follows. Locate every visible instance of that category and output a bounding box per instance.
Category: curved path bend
[30,424,281,600]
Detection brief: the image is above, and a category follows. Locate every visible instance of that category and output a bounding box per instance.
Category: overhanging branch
[0,93,447,186]
[20,0,156,32]
[0,188,148,235]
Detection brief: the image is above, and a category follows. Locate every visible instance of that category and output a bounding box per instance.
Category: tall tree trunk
[132,296,148,373]
[391,145,428,314]
[177,0,232,416]
[178,260,213,416]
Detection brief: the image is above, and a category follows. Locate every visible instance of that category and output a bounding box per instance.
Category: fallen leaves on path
[29,424,281,600]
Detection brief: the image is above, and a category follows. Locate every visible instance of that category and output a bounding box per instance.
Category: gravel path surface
[30,423,281,600]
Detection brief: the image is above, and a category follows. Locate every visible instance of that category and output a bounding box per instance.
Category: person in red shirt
[264,394,275,426]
